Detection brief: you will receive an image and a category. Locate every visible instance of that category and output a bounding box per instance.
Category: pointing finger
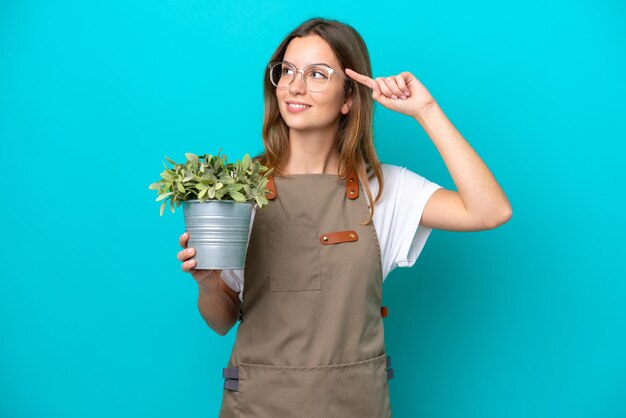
[345,68,376,90]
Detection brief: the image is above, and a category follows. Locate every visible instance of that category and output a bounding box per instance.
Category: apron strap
[224,378,239,391]
[386,356,395,381]
[264,170,359,201]
[346,171,359,199]
[223,367,239,379]
[223,367,240,391]
[266,175,277,200]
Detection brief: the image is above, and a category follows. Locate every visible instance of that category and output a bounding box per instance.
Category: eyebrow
[283,60,333,68]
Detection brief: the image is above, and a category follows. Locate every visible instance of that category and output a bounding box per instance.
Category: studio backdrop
[1,1,624,417]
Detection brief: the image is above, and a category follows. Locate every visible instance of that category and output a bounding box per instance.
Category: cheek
[317,89,346,112]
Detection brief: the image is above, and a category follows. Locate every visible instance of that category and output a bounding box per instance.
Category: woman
[177,17,511,417]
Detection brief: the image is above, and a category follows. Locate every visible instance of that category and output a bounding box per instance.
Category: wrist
[412,100,439,122]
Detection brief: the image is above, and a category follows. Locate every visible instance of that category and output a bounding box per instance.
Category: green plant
[148,149,273,216]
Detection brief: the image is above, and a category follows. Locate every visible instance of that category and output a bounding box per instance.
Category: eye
[309,68,329,79]
[281,67,294,75]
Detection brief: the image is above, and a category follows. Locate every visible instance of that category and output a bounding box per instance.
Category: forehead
[283,35,340,68]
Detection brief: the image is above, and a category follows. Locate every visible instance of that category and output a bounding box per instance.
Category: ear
[341,95,353,115]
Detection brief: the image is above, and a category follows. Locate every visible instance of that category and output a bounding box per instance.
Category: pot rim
[183,199,254,205]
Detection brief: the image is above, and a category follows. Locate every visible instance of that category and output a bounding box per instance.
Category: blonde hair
[255,17,384,225]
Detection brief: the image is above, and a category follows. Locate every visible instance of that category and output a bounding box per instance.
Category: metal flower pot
[183,199,255,269]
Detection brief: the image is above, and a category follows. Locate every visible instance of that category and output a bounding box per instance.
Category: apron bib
[219,172,394,418]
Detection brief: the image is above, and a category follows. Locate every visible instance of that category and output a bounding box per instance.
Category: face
[276,35,352,134]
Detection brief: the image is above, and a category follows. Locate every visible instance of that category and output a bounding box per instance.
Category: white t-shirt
[220,164,443,303]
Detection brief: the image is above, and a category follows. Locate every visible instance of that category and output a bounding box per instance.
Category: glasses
[268,61,346,92]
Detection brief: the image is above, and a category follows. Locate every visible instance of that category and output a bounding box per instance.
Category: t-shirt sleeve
[376,165,442,277]
[219,269,244,303]
[218,208,255,303]
[394,168,443,269]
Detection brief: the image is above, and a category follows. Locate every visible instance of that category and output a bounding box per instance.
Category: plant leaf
[229,191,245,202]
[156,191,173,201]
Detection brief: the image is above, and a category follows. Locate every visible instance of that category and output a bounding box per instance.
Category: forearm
[414,102,512,222]
[197,277,239,336]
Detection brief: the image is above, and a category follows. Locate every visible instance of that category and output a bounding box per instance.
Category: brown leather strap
[381,306,388,318]
[266,171,358,200]
[266,175,276,200]
[346,170,359,199]
[319,230,358,245]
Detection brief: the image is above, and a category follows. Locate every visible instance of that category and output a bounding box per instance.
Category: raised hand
[345,68,437,118]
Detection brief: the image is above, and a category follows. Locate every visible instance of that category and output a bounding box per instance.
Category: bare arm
[178,232,241,336]
[416,102,512,231]
[345,68,512,232]
[196,271,241,336]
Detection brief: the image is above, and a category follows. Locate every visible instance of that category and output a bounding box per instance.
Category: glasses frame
[267,61,347,92]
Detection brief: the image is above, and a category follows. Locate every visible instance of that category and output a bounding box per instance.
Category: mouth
[286,101,312,112]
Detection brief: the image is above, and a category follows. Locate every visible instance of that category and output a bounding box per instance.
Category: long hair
[256,17,384,225]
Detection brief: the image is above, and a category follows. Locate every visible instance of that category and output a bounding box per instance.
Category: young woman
[177,17,511,417]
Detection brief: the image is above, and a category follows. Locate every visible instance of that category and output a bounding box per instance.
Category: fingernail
[400,95,407,100]
[391,95,398,100]
[404,91,410,96]
[187,248,193,255]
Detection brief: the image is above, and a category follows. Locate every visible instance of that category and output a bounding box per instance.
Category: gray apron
[219,171,394,417]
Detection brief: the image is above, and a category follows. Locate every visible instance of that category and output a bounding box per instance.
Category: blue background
[1,1,625,417]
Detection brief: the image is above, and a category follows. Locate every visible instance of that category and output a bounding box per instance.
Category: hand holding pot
[178,231,223,291]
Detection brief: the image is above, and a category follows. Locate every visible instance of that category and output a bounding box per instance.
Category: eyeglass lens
[270,63,331,92]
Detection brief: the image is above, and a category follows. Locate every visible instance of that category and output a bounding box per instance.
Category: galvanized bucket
[183,200,255,270]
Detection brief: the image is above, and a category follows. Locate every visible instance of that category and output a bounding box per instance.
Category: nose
[288,70,307,95]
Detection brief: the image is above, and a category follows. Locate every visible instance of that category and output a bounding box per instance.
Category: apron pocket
[268,221,322,292]
[237,354,391,418]
[326,353,391,418]
[238,362,329,418]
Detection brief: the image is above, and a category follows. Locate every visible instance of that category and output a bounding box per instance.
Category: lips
[285,101,312,113]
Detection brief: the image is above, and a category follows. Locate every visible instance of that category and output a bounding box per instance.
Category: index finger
[345,68,375,90]
[179,231,189,248]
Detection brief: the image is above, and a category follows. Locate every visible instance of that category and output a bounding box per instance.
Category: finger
[177,247,195,262]
[381,77,404,99]
[371,81,382,100]
[179,231,189,248]
[345,68,376,90]
[375,77,395,98]
[181,258,196,272]
[371,82,390,104]
[395,75,410,98]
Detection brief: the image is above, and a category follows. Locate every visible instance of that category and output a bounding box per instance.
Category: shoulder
[367,164,429,196]
[366,163,400,189]
[365,163,443,211]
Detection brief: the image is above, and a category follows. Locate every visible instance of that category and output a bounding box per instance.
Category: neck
[282,124,342,175]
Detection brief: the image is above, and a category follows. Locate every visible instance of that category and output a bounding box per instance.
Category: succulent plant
[148,149,273,216]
